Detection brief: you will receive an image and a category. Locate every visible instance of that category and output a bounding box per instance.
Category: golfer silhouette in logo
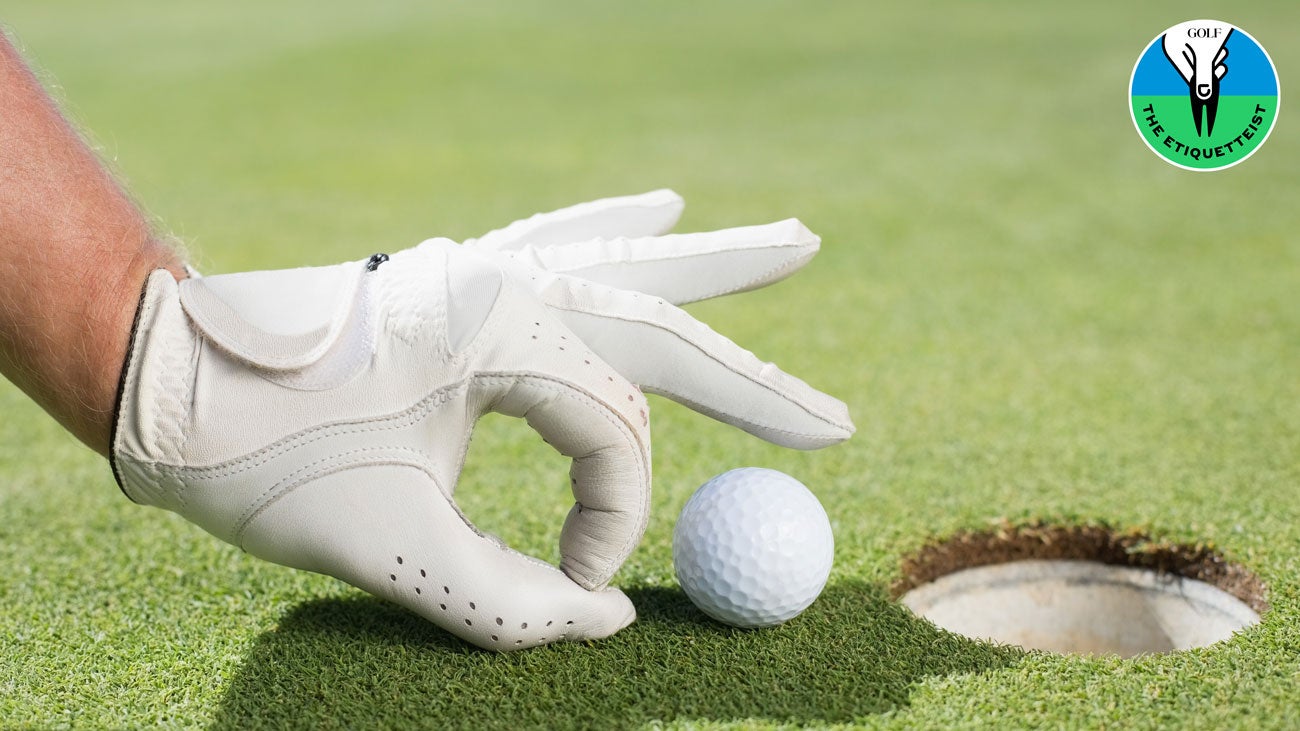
[1163,27,1232,136]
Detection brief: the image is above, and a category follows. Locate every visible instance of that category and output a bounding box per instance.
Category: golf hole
[893,524,1266,657]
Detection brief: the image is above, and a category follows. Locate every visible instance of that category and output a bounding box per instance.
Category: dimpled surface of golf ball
[673,468,834,628]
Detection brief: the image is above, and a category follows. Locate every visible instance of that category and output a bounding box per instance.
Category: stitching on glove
[679,247,816,303]
[549,304,846,436]
[544,239,803,272]
[655,390,844,445]
[236,455,567,580]
[169,332,198,481]
[158,384,465,482]
[534,237,813,304]
[232,445,438,544]
[446,405,483,502]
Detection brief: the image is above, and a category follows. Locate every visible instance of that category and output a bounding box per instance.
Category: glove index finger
[472,189,684,251]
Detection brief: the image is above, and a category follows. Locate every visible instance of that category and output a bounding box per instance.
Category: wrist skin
[0,34,186,456]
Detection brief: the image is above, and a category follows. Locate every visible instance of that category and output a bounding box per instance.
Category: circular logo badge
[1129,20,1279,171]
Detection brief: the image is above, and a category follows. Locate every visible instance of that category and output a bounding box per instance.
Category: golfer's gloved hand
[111,190,854,651]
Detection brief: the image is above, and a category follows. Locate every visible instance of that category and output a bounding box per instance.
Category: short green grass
[2,1,1298,728]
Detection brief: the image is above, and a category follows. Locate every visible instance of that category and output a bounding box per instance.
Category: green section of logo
[1131,95,1276,169]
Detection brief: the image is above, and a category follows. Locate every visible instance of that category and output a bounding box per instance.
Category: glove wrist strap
[109,269,193,501]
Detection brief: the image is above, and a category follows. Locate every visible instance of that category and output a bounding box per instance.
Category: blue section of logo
[1131,29,1277,96]
[1130,42,1183,95]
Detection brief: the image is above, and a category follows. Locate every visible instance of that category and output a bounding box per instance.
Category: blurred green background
[1,2,1297,728]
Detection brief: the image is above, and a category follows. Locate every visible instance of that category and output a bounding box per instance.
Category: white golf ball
[672,467,834,628]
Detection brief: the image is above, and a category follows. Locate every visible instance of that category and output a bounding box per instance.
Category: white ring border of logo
[1128,20,1281,172]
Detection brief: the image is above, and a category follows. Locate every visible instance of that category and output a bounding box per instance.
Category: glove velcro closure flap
[178,261,367,372]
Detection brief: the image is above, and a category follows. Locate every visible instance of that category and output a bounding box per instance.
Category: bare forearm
[0,34,185,455]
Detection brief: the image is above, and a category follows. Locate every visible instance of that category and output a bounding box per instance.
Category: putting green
[2,1,1297,728]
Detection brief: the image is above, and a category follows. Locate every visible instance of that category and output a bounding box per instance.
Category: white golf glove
[112,190,853,651]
